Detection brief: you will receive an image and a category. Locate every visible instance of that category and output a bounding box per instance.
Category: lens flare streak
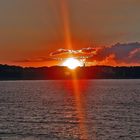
[60,1,92,139]
[60,0,72,50]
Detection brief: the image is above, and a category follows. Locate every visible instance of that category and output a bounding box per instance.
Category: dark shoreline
[0,64,140,80]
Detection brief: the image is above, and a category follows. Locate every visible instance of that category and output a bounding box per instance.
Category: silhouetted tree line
[0,64,140,80]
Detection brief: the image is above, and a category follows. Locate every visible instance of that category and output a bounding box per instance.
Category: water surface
[0,80,140,140]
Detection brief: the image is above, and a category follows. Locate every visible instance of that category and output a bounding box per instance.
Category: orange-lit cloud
[13,42,140,67]
[48,42,140,66]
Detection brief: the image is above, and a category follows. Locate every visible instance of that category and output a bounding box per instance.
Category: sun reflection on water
[63,79,91,140]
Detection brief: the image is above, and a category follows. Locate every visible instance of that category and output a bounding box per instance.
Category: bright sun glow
[62,58,82,69]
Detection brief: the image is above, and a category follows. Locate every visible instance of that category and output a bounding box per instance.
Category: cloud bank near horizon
[90,42,140,66]
[14,42,140,66]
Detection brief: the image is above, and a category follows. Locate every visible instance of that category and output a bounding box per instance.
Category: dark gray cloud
[90,42,140,65]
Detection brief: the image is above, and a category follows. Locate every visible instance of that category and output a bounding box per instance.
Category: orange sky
[0,0,140,67]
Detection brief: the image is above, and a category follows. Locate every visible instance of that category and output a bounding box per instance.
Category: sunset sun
[62,58,82,69]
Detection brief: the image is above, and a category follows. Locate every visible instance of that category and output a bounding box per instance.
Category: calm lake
[0,80,140,140]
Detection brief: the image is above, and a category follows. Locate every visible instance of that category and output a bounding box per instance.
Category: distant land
[0,64,140,80]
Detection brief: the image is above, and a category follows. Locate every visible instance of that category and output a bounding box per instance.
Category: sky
[0,0,140,67]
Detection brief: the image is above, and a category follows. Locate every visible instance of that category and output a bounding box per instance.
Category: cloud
[88,42,140,65]
[50,47,97,60]
[81,48,97,53]
[14,42,140,66]
[50,49,70,56]
[128,48,140,63]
